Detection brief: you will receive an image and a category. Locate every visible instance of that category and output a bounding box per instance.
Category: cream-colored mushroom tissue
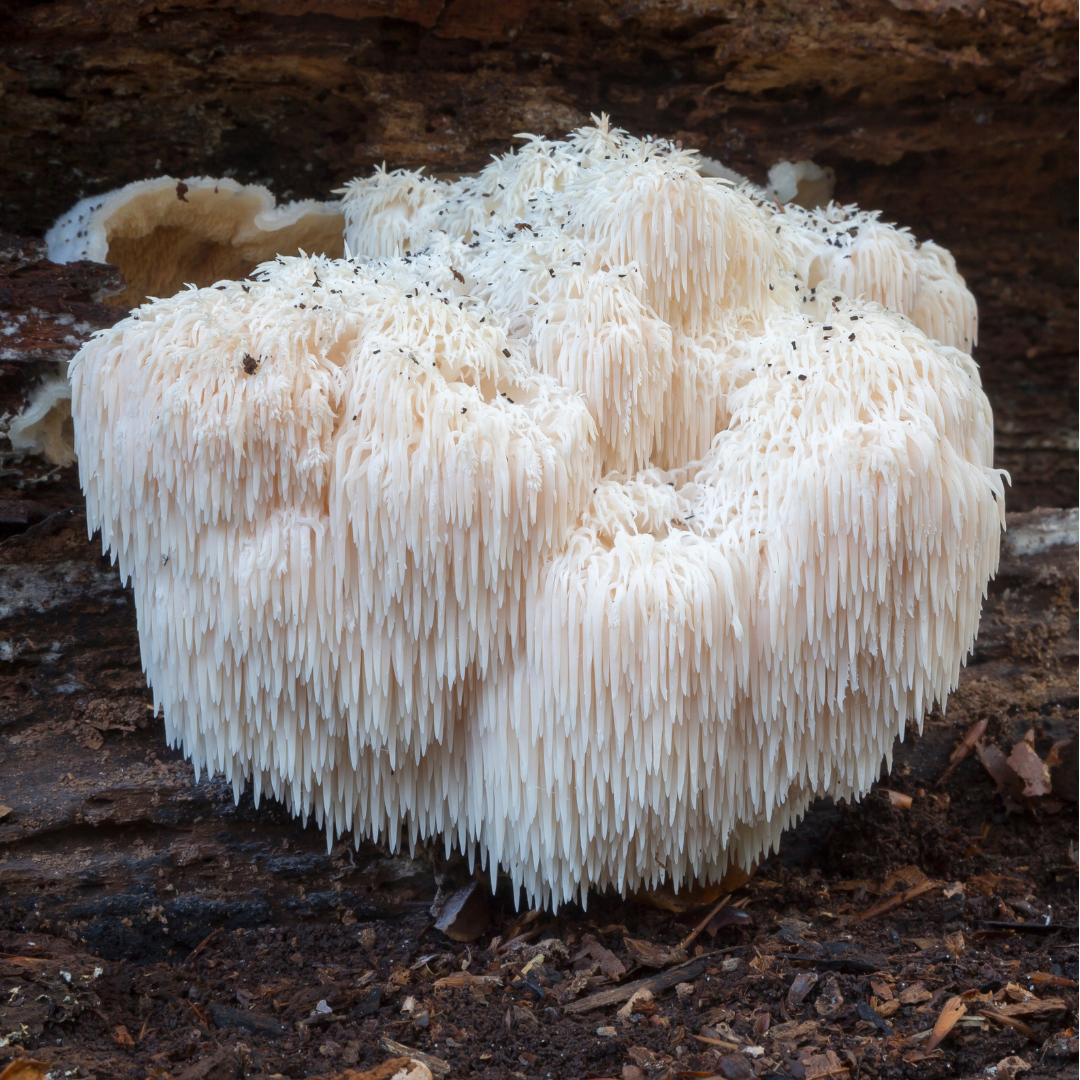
[70,119,1003,907]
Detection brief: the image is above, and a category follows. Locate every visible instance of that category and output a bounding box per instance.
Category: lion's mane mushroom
[71,120,1004,907]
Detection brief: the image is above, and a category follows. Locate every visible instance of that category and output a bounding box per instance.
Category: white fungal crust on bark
[71,118,1003,908]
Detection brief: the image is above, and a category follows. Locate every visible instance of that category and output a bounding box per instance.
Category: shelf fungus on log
[69,119,1004,908]
[46,175,345,308]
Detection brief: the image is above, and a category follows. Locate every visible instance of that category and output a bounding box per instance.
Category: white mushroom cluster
[70,120,1004,907]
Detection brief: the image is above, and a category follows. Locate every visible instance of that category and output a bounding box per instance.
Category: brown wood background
[1,0,1077,507]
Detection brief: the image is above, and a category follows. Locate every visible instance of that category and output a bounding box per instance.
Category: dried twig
[690,1032,740,1051]
[855,879,939,921]
[937,718,988,786]
[379,1038,450,1076]
[564,954,715,1014]
[979,1009,1038,1041]
[182,927,223,968]
[676,894,731,953]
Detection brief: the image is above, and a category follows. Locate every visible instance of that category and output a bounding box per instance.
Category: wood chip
[769,1019,819,1042]
[1027,971,1079,988]
[855,878,939,920]
[884,789,912,809]
[432,972,501,990]
[624,937,686,969]
[995,996,1068,1017]
[802,1049,850,1078]
[571,934,626,981]
[690,1031,740,1051]
[563,953,714,1014]
[898,983,933,1005]
[1007,730,1052,797]
[616,987,654,1021]
[979,1009,1038,1041]
[378,1039,449,1077]
[322,1060,434,1080]
[926,995,966,1051]
[432,880,489,943]
[785,971,818,1009]
[976,742,1023,795]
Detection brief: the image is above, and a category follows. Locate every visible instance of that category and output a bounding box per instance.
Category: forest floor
[0,240,1076,1080]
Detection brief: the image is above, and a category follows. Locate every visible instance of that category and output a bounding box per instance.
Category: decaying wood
[0,0,1076,508]
[563,954,717,1014]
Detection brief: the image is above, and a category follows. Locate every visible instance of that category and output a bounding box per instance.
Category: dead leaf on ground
[623,937,686,969]
[905,936,937,950]
[898,983,933,1005]
[943,931,965,953]
[976,742,1024,795]
[926,994,966,1050]
[1007,730,1052,797]
[631,862,752,913]
[113,1022,136,1048]
[801,1049,849,1078]
[748,952,772,973]
[965,872,1030,896]
[432,880,489,943]
[572,934,626,981]
[882,865,929,892]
